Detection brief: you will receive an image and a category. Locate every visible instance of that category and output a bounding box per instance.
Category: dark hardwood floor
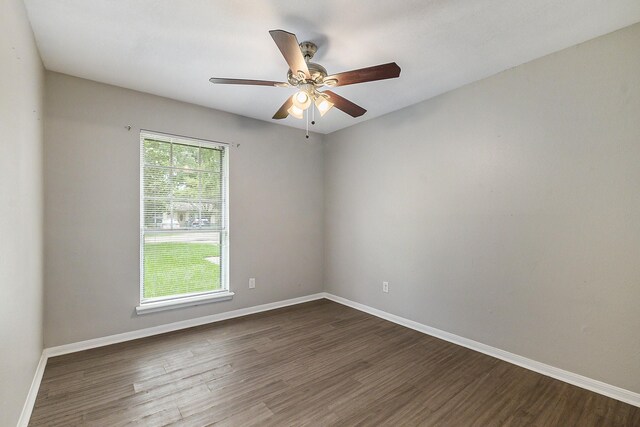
[30,300,639,426]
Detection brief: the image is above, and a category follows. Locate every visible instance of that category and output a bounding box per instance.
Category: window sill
[136,291,234,315]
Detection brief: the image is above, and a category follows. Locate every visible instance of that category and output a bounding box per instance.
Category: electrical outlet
[382,281,389,293]
[249,278,256,289]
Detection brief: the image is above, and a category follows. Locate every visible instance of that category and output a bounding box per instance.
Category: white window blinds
[140,131,228,302]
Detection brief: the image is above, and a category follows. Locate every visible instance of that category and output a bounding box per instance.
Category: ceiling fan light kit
[209,29,401,137]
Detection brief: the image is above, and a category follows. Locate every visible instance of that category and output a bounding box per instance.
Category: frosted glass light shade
[315,97,334,116]
[287,104,304,119]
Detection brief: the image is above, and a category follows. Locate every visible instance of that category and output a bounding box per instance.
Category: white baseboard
[17,352,47,427]
[323,292,640,408]
[45,293,325,358]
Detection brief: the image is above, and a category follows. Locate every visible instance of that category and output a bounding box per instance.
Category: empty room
[2,0,640,425]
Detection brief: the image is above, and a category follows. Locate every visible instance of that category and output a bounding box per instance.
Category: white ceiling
[24,0,640,134]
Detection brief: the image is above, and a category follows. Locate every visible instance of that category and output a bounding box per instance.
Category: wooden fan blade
[209,77,287,87]
[273,95,294,119]
[322,91,366,118]
[269,30,310,79]
[324,62,401,87]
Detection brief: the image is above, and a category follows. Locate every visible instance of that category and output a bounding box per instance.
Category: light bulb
[292,90,312,110]
[315,97,334,116]
[287,104,304,119]
[296,91,308,103]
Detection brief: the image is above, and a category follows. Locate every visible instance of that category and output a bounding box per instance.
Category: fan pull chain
[305,108,309,139]
[311,105,315,125]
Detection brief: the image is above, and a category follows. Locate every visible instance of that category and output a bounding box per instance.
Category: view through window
[140,131,228,302]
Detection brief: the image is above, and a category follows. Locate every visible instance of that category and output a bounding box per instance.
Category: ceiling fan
[209,30,401,134]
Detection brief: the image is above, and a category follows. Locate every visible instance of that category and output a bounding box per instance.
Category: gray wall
[44,72,324,347]
[0,0,44,425]
[36,17,640,402]
[324,23,640,393]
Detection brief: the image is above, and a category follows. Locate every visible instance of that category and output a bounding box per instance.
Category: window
[138,131,231,314]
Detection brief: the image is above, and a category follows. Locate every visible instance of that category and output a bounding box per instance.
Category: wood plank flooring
[30,300,639,426]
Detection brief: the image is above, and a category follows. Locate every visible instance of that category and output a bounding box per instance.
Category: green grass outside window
[143,242,221,299]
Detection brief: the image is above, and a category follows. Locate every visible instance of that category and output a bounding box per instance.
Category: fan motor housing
[287,41,327,86]
[287,62,327,86]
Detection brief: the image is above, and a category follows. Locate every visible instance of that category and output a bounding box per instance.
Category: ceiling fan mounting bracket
[299,41,317,61]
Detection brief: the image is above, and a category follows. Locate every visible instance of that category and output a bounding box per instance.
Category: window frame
[137,130,232,314]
